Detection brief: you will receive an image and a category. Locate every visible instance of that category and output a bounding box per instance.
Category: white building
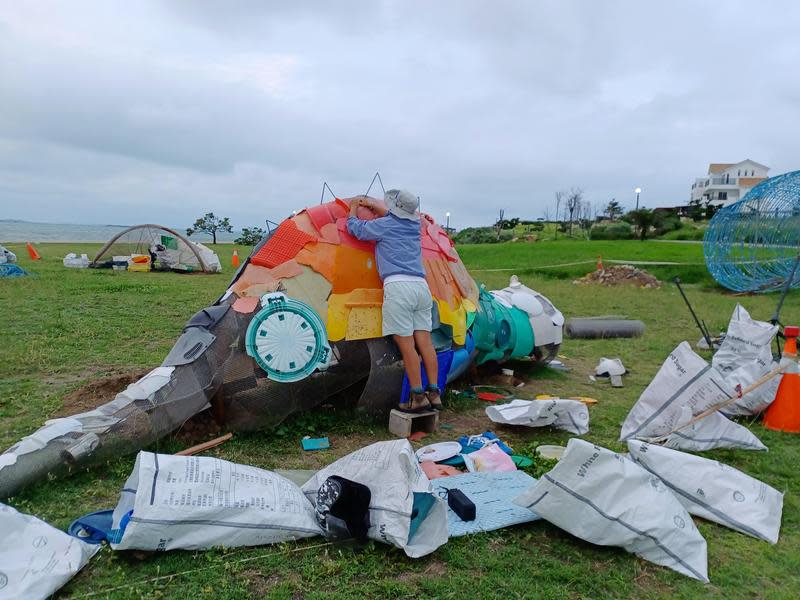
[690,159,769,207]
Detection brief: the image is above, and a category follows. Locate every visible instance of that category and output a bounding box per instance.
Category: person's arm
[359,197,389,218]
[347,206,389,241]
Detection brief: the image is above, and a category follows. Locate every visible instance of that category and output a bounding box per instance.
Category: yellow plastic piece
[346,307,383,339]
[327,288,384,341]
[327,294,349,341]
[436,298,467,345]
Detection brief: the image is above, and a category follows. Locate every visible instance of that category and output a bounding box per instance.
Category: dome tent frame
[91,223,215,273]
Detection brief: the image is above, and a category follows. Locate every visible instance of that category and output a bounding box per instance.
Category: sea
[0,220,241,243]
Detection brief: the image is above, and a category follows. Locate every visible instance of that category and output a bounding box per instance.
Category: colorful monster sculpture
[0,196,563,499]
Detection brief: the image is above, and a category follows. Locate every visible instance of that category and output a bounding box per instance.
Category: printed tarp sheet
[628,441,783,543]
[110,452,322,550]
[514,438,709,582]
[713,304,779,417]
[432,470,540,537]
[620,342,766,450]
[486,398,589,435]
[0,502,99,600]
[301,439,448,558]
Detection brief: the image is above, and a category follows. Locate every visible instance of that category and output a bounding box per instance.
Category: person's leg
[394,334,422,389]
[413,330,438,385]
[393,334,430,412]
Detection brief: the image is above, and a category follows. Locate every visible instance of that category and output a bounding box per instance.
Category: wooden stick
[649,364,784,443]
[176,432,233,456]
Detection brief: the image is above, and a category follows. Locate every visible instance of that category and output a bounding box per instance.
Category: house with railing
[690,160,769,207]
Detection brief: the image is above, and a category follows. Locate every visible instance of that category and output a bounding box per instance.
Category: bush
[589,223,634,240]
[453,227,513,244]
[661,226,705,241]
[234,226,267,246]
[654,215,682,236]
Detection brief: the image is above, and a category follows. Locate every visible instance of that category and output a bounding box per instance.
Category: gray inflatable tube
[565,318,645,339]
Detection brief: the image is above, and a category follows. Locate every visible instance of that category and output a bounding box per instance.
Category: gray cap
[384,189,420,221]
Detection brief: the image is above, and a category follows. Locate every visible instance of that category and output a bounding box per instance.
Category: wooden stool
[388,409,439,438]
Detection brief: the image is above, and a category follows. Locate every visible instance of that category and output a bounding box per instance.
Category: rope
[470,259,706,272]
[73,541,336,598]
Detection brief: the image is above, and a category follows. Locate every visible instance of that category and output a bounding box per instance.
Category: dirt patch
[241,569,285,596]
[573,265,661,288]
[55,368,151,416]
[173,409,222,444]
[395,559,447,583]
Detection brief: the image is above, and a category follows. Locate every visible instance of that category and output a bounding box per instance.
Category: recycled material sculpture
[0,196,564,499]
[704,171,800,293]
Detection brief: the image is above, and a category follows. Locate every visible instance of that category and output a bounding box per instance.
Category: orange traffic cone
[26,242,41,260]
[596,255,603,271]
[231,249,240,268]
[764,325,800,433]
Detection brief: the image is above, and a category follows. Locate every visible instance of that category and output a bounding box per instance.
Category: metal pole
[674,277,714,351]
[636,192,640,210]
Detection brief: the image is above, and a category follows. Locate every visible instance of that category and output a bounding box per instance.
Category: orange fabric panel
[292,212,320,238]
[251,220,316,268]
[331,245,383,294]
[306,204,337,233]
[343,287,384,307]
[232,296,260,314]
[295,242,338,282]
[320,222,340,244]
[448,258,479,304]
[336,217,376,253]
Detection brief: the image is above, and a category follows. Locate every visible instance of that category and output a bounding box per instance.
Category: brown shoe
[398,390,431,413]
[426,388,443,411]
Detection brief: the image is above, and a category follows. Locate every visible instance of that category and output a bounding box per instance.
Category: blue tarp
[432,470,541,537]
[0,264,29,278]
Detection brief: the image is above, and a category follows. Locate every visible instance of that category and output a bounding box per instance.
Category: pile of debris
[573,264,661,288]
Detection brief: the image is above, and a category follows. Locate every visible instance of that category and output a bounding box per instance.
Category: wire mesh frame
[704,170,800,293]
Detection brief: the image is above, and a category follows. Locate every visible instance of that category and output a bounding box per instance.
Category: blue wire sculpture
[704,170,800,293]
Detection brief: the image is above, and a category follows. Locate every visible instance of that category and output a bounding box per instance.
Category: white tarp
[0,418,83,471]
[620,342,735,442]
[514,439,709,582]
[712,305,779,417]
[627,440,783,543]
[0,245,16,265]
[0,502,99,600]
[301,439,448,558]
[486,398,589,435]
[664,405,767,451]
[109,452,321,550]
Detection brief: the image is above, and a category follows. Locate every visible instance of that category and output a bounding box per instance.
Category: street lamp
[634,187,642,210]
[445,211,451,231]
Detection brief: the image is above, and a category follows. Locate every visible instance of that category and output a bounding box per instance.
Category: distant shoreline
[0,221,241,244]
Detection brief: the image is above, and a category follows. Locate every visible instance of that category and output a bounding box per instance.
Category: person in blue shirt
[348,190,441,413]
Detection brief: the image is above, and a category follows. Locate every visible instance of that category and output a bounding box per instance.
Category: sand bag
[0,502,99,600]
[302,440,448,558]
[627,440,782,543]
[486,398,589,435]
[514,439,708,582]
[620,342,734,441]
[109,452,321,550]
[713,305,779,417]
[664,405,767,451]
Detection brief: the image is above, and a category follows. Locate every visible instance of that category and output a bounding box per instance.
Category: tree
[234,226,266,246]
[566,187,583,236]
[626,208,655,241]
[186,212,232,245]
[554,191,563,239]
[604,199,624,221]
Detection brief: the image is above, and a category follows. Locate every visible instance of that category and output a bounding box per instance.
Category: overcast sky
[2,1,799,229]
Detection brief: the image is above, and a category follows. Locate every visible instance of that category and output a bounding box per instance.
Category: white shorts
[382,280,433,337]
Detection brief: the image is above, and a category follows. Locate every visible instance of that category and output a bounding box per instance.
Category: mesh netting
[704,171,800,293]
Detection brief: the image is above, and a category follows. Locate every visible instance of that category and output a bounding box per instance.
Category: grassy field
[1,240,799,599]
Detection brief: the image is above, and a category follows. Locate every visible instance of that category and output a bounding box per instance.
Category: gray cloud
[1,1,799,229]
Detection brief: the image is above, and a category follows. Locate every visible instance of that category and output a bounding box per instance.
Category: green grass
[1,241,799,599]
